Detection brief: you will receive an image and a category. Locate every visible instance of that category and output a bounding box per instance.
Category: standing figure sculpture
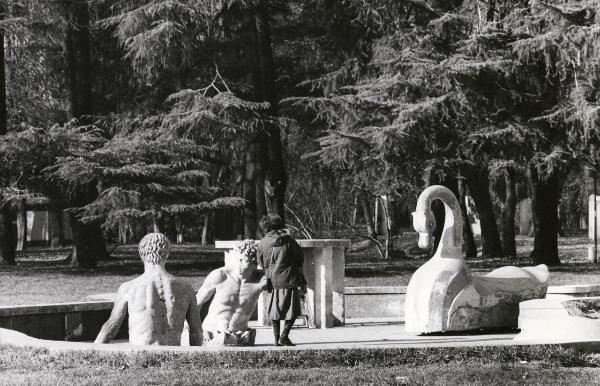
[95,233,203,345]
[196,239,268,346]
[405,185,549,334]
[257,214,306,346]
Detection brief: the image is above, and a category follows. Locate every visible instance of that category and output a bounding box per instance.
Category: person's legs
[272,319,281,346]
[279,318,296,346]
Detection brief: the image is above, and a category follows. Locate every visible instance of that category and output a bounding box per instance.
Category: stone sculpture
[95,233,203,345]
[405,185,549,334]
[197,239,268,346]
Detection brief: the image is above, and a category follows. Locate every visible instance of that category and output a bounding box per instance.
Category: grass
[0,244,222,306]
[1,344,600,385]
[2,234,600,305]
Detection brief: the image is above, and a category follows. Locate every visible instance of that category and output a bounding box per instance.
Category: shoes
[278,336,295,346]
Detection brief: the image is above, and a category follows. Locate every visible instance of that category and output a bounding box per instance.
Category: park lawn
[2,234,600,306]
[0,244,222,306]
[3,363,600,385]
[1,345,600,385]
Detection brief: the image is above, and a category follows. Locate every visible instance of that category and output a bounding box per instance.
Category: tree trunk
[0,207,15,265]
[133,220,146,243]
[377,196,391,259]
[201,214,209,245]
[152,216,161,233]
[65,18,77,121]
[359,187,376,238]
[65,1,109,266]
[465,168,504,258]
[528,165,561,266]
[175,216,183,243]
[0,3,6,136]
[65,0,92,121]
[248,17,267,236]
[254,0,287,220]
[118,224,127,244]
[15,200,26,251]
[501,168,517,257]
[458,176,477,258]
[50,208,65,248]
[68,191,110,266]
[243,143,258,239]
[486,0,496,21]
[351,192,359,227]
[69,216,107,269]
[0,4,15,266]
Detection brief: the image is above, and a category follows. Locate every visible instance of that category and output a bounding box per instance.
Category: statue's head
[236,239,258,273]
[138,233,171,265]
[412,210,436,249]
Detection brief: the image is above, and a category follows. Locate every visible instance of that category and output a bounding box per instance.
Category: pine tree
[0,0,14,265]
[288,0,600,264]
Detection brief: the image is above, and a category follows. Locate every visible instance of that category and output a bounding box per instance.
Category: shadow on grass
[7,236,600,280]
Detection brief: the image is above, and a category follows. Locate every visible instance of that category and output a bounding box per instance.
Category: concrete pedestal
[515,297,600,342]
[588,246,598,262]
[215,239,349,328]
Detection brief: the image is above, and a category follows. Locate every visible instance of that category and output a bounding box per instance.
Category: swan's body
[405,185,549,333]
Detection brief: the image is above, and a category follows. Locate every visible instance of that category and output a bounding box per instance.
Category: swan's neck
[416,186,463,259]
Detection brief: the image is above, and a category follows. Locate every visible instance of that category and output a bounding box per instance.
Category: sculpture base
[203,329,256,346]
[516,297,600,342]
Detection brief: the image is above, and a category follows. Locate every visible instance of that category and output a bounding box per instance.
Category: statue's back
[127,273,192,345]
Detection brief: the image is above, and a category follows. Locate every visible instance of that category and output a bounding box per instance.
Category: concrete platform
[1,318,521,353]
[546,284,600,299]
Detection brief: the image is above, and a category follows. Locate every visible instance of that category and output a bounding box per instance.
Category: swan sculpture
[405,185,549,334]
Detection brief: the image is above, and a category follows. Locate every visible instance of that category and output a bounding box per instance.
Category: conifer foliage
[0,0,599,267]
[288,0,600,264]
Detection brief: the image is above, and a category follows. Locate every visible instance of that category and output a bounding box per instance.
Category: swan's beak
[418,232,432,249]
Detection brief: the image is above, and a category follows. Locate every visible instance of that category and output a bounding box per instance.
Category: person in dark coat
[257,214,305,346]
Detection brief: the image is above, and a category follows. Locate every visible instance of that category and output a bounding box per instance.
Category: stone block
[516,297,600,342]
[344,287,405,319]
[546,284,600,299]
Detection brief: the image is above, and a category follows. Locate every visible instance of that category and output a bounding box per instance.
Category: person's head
[259,214,284,233]
[138,233,171,266]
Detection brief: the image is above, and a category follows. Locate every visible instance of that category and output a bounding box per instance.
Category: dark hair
[259,214,284,232]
